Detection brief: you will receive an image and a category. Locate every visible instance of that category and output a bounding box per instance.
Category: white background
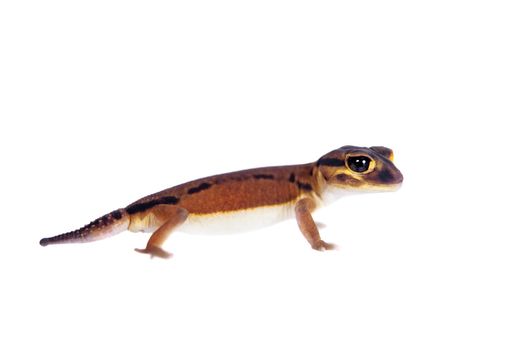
[1,1,524,349]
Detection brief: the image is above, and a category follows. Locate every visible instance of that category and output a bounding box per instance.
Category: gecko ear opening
[370,146,394,161]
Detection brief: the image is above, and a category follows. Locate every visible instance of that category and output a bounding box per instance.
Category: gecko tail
[39,209,130,247]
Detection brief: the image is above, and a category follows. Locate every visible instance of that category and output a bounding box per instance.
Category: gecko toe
[312,240,338,251]
[135,247,173,259]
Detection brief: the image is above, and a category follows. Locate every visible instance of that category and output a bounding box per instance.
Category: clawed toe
[312,240,338,251]
[135,246,173,259]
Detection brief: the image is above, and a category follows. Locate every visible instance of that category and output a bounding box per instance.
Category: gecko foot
[135,246,173,259]
[312,240,338,251]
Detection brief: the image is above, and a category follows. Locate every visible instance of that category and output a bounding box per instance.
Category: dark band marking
[297,182,313,191]
[253,174,275,180]
[317,158,345,167]
[126,196,180,215]
[110,210,123,220]
[187,182,212,194]
[98,216,110,226]
[126,202,158,215]
[288,173,296,183]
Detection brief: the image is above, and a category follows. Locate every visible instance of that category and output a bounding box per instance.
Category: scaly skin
[40,145,403,258]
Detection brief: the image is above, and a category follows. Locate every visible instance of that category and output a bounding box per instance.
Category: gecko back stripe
[126,196,180,215]
[253,174,275,180]
[187,182,212,194]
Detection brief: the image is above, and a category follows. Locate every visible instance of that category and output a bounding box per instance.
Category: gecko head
[316,145,403,192]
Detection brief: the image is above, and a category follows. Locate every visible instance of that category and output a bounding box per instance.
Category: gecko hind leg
[135,207,188,259]
[295,198,337,251]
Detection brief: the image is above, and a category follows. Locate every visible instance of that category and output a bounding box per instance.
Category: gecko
[39,145,403,258]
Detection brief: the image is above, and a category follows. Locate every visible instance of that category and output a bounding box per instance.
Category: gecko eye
[346,156,371,173]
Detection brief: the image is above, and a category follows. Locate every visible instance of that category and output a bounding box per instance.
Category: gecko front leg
[135,207,188,259]
[295,198,336,251]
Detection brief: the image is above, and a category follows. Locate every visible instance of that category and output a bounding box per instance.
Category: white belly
[179,203,295,234]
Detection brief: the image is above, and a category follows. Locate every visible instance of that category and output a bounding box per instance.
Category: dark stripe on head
[126,196,180,215]
[297,182,313,191]
[187,182,212,194]
[253,174,275,180]
[317,158,345,167]
[288,173,296,183]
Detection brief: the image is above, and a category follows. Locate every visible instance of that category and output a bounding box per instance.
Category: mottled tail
[39,209,130,246]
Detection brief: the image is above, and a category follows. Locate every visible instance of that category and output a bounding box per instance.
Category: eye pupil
[347,156,371,173]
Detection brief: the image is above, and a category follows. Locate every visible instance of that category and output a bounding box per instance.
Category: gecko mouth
[386,181,403,191]
[391,172,404,185]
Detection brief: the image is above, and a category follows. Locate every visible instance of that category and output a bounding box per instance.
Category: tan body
[40,146,403,258]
